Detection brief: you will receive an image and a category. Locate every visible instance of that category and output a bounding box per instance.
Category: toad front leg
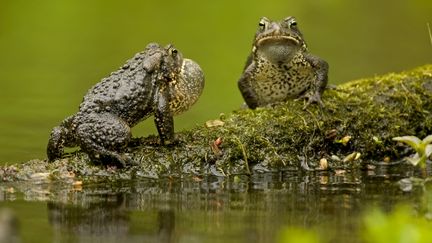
[238,62,261,109]
[154,86,175,144]
[301,54,329,108]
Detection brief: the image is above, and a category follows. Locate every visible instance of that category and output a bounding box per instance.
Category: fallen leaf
[210,137,223,156]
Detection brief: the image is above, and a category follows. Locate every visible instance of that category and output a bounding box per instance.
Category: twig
[428,23,432,47]
[233,135,251,175]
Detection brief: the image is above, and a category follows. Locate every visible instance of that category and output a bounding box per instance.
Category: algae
[1,65,432,182]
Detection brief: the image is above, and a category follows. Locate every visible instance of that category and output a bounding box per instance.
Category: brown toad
[47,43,204,166]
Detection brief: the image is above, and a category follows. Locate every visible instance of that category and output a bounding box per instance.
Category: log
[1,65,432,182]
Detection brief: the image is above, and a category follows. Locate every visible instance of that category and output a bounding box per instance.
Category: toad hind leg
[75,113,133,167]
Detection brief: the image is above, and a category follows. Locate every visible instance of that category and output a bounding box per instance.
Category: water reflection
[48,194,129,242]
[0,208,19,243]
[0,168,428,243]
[47,197,176,243]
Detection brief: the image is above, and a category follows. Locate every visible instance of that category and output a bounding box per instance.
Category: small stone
[73,181,82,186]
[205,119,225,128]
[398,178,413,192]
[325,129,337,140]
[319,158,328,170]
[30,173,50,181]
[335,169,346,175]
[366,164,376,170]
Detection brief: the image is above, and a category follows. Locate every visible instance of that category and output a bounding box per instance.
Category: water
[0,166,427,243]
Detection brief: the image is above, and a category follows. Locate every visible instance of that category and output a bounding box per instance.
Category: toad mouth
[257,36,300,46]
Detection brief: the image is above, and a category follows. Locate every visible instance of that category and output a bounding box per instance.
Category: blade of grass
[428,23,432,47]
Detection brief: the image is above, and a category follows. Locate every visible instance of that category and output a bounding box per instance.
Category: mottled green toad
[238,16,328,109]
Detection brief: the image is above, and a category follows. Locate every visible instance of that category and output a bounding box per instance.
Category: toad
[47,43,204,166]
[238,16,329,109]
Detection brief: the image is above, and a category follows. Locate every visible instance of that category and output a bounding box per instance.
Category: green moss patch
[2,65,432,182]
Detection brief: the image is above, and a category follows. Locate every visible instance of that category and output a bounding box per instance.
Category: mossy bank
[1,65,432,182]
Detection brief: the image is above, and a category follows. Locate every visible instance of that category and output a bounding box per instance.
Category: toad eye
[258,21,266,30]
[170,48,178,56]
[283,17,298,29]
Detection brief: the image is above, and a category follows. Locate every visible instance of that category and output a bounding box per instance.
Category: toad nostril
[271,24,281,34]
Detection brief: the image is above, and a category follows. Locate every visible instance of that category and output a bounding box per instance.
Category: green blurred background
[0,0,431,163]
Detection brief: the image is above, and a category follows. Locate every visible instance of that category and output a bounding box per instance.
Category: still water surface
[0,167,422,243]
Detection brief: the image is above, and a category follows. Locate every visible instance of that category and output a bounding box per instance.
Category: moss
[1,65,432,182]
